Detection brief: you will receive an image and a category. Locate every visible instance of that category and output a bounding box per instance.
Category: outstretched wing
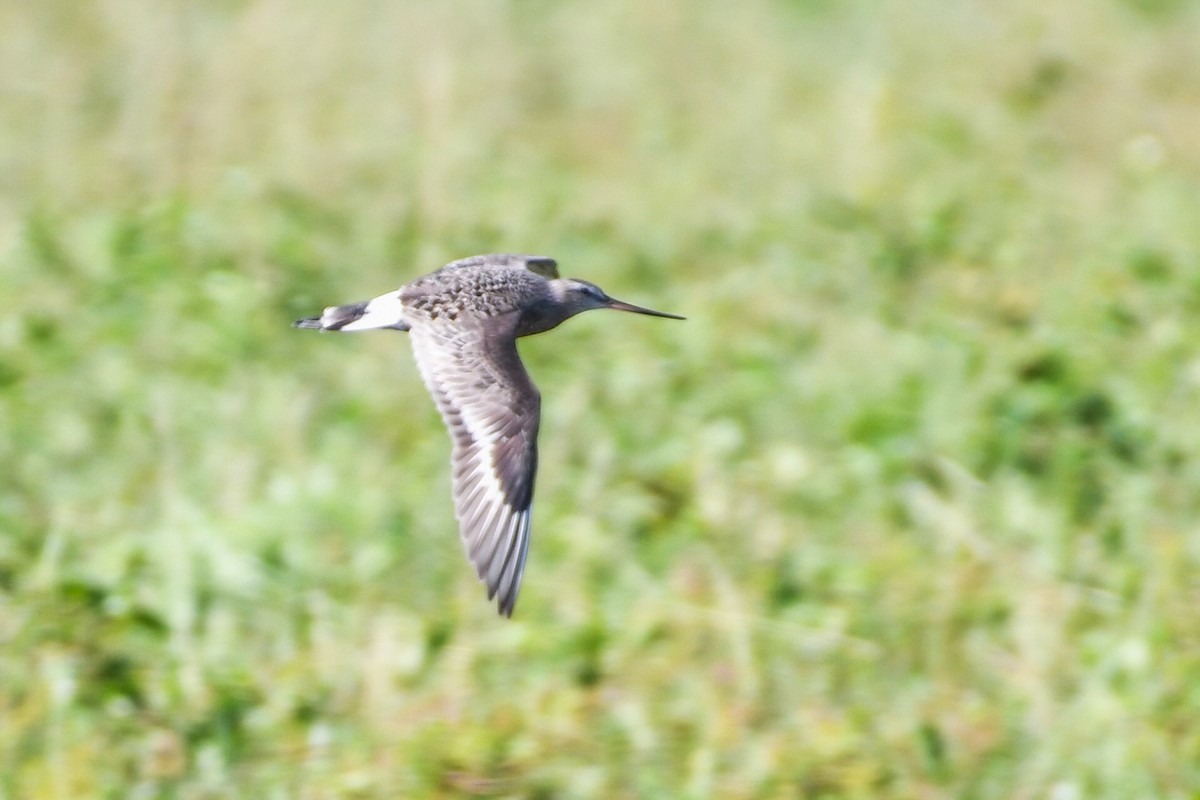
[408,312,539,616]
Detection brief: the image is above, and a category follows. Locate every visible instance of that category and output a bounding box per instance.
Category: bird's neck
[515,299,573,337]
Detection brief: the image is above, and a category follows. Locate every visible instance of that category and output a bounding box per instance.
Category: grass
[3,0,1200,796]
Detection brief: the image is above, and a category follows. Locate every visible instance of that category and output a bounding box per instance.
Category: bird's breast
[515,302,568,337]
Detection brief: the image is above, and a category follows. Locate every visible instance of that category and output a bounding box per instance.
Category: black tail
[292,301,370,332]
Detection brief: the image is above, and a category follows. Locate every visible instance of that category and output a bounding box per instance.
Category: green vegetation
[3,0,1200,796]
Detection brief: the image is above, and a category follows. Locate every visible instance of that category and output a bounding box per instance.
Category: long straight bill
[605,298,686,320]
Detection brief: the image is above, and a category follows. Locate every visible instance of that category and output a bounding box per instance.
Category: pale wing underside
[408,312,540,616]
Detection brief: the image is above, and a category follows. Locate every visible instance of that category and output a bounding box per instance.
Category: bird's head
[552,278,686,321]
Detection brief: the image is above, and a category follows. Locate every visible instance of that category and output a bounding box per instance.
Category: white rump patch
[333,291,406,331]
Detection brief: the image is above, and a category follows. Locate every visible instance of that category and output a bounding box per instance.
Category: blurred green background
[3,0,1200,797]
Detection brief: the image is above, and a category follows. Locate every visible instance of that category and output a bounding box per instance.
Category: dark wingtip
[293,317,323,329]
[485,583,517,618]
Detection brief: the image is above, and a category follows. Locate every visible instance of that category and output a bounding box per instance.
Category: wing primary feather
[470,502,506,564]
[496,513,531,617]
[486,511,523,587]
[501,517,532,612]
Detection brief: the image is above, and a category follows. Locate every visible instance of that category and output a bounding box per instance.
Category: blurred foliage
[3,0,1200,797]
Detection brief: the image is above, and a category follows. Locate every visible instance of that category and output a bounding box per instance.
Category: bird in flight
[294,254,684,616]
